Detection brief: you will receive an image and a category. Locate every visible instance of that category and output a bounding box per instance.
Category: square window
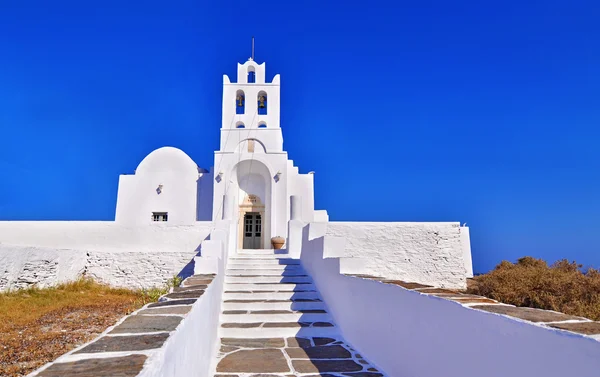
[152,212,168,222]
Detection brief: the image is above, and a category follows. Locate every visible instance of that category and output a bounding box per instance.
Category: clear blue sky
[0,1,599,273]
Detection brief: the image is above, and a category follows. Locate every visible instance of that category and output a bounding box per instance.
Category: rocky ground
[0,279,151,377]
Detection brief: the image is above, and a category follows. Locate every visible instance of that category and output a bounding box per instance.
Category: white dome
[136,147,198,175]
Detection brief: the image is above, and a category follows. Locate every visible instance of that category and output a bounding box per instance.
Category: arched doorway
[232,159,272,250]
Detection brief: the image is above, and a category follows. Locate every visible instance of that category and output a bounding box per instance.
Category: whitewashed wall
[301,225,600,377]
[326,222,469,289]
[0,222,212,290]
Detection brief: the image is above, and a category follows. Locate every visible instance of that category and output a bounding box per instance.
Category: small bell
[237,95,244,107]
[258,95,266,108]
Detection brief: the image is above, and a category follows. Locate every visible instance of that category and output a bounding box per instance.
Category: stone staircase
[215,249,385,376]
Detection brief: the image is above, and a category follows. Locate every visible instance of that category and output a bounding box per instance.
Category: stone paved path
[215,249,385,376]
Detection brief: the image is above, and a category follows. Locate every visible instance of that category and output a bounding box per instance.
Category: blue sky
[0,1,599,273]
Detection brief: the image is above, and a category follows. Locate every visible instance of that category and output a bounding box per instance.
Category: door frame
[238,194,265,249]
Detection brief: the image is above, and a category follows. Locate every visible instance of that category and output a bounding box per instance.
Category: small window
[236,122,245,128]
[152,212,168,222]
[258,123,267,128]
[248,69,256,83]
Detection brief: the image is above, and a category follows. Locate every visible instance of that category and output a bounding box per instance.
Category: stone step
[237,249,281,255]
[228,258,300,265]
[225,275,313,284]
[221,311,331,323]
[219,323,338,339]
[223,291,320,301]
[227,264,303,271]
[226,270,307,277]
[224,283,316,291]
[222,300,326,312]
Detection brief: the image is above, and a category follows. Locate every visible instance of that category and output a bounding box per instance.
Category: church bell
[236,95,244,107]
[258,95,266,108]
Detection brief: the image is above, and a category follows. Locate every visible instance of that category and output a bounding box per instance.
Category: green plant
[136,286,169,306]
[168,275,183,288]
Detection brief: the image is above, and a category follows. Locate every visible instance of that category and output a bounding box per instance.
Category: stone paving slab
[380,280,432,289]
[292,359,364,373]
[183,275,215,286]
[416,288,460,294]
[173,284,207,292]
[74,333,170,353]
[36,355,147,377]
[449,297,498,304]
[221,338,286,348]
[148,298,196,308]
[109,315,182,334]
[313,337,337,346]
[286,345,352,359]
[217,349,290,373]
[164,290,205,299]
[287,337,312,347]
[549,321,600,335]
[471,305,585,322]
[216,337,383,376]
[137,306,192,315]
[251,309,328,314]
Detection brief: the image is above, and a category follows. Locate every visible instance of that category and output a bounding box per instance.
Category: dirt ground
[0,279,150,377]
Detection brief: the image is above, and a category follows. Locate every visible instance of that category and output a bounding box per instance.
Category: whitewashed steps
[219,250,339,339]
[227,264,301,271]
[225,275,313,284]
[221,311,332,323]
[222,299,327,312]
[223,291,320,301]
[219,325,338,339]
[226,264,304,271]
[228,258,300,265]
[237,249,286,255]
[224,283,316,291]
[226,269,306,277]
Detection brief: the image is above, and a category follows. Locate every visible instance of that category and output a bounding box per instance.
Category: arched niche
[231,159,272,249]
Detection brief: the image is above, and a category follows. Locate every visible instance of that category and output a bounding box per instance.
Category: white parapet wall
[0,221,213,290]
[301,223,600,377]
[326,221,470,289]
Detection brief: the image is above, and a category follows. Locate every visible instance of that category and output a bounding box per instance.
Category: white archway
[231,159,272,249]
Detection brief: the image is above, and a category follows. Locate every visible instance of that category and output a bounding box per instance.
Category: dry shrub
[0,278,164,377]
[468,256,600,320]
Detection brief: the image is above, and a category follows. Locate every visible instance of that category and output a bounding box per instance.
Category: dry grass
[468,256,600,320]
[0,278,168,377]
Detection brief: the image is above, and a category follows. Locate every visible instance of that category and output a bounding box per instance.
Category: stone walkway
[215,250,385,376]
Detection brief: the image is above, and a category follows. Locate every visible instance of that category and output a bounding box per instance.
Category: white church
[115,58,323,250]
[0,57,473,292]
[6,58,593,377]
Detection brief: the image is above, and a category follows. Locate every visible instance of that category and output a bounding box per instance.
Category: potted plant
[271,236,285,250]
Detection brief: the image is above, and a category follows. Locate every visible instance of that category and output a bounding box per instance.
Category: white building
[0,57,473,291]
[115,58,317,250]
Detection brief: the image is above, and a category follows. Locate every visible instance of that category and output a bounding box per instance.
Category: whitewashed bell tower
[213,57,316,250]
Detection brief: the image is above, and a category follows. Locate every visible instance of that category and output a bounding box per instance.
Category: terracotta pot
[271,236,285,250]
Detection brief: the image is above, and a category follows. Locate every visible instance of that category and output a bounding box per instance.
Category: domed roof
[136,147,198,175]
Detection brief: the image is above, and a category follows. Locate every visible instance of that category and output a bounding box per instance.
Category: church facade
[115,59,319,250]
[0,57,472,293]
